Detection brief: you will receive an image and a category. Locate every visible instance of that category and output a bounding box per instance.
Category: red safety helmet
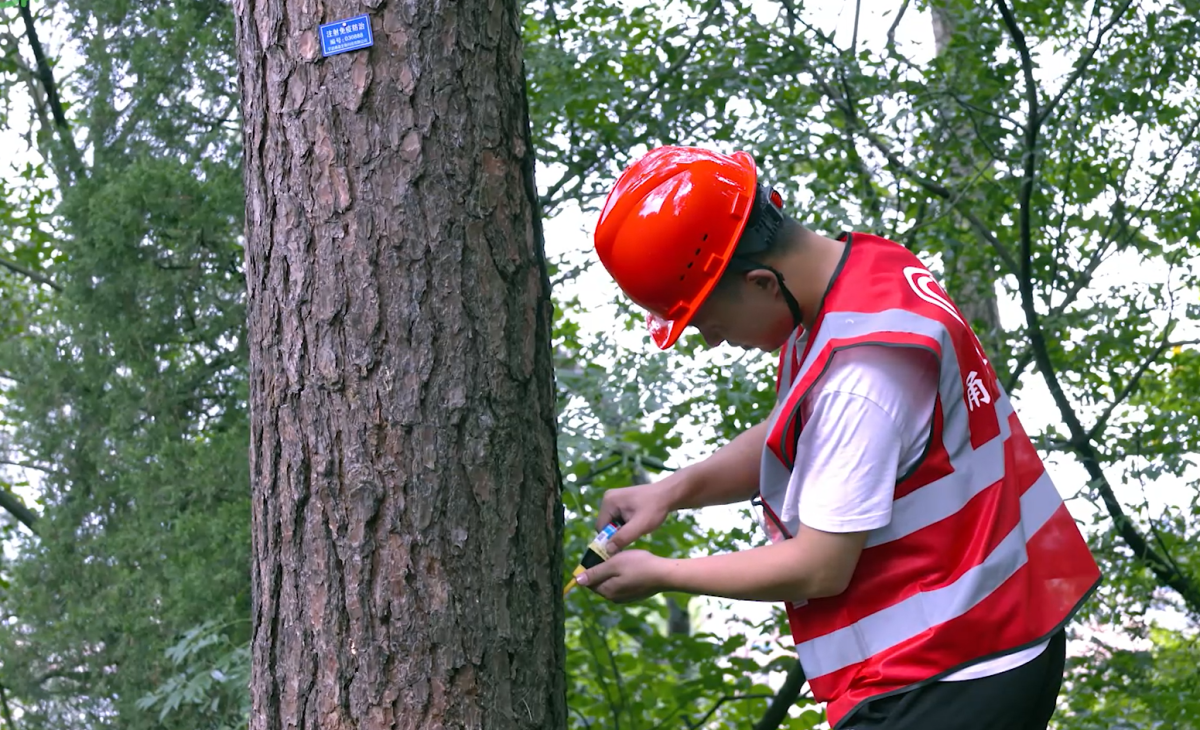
[594,146,793,349]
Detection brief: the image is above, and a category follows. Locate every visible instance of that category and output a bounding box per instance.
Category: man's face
[689,270,796,352]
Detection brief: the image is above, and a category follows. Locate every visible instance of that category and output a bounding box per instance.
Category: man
[575,146,1101,729]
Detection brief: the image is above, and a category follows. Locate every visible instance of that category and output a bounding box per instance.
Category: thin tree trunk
[236,1,565,728]
[931,0,1007,379]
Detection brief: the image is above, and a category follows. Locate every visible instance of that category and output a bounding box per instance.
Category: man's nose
[698,328,724,348]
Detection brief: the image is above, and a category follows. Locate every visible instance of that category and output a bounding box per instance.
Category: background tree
[233,0,565,728]
[0,1,250,727]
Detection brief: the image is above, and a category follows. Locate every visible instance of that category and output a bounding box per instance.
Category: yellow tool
[563,519,623,597]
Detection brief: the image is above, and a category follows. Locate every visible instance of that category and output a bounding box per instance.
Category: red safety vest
[756,233,1100,728]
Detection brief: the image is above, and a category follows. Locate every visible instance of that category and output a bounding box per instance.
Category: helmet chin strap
[768,266,804,329]
[729,257,804,330]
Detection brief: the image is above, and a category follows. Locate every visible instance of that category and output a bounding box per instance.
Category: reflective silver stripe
[758,443,793,540]
[782,309,976,456]
[796,469,1063,679]
[777,328,805,404]
[760,307,1018,543]
[760,393,1019,548]
[864,392,1016,549]
[759,328,804,535]
[758,307,1062,681]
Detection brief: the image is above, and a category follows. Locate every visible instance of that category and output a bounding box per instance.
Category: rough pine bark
[234,1,565,728]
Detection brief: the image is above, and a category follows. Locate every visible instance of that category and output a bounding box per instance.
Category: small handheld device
[563,518,625,597]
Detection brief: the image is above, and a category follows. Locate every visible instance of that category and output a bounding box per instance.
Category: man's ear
[746,269,778,292]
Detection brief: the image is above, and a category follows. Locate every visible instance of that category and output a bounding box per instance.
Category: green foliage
[1059,626,1200,729]
[554,286,801,729]
[0,0,248,727]
[136,621,250,730]
[531,0,1200,727]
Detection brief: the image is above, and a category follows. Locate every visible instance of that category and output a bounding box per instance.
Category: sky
[1,0,1197,721]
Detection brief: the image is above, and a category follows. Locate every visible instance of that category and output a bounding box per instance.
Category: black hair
[713,184,806,327]
[718,185,800,283]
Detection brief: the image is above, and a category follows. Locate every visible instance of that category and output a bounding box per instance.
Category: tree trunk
[931,0,1008,380]
[235,1,565,728]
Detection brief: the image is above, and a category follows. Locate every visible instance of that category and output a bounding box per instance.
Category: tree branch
[571,456,625,489]
[36,668,90,686]
[19,4,67,129]
[945,91,1021,132]
[781,25,1020,275]
[886,0,911,53]
[1086,330,1185,443]
[1003,105,1198,392]
[992,0,1039,280]
[1044,112,1198,321]
[993,0,1072,427]
[858,126,1019,275]
[1147,516,1189,594]
[687,694,775,729]
[0,489,39,534]
[642,0,722,110]
[538,0,722,213]
[1038,0,1136,124]
[3,29,54,147]
[19,2,84,181]
[540,155,595,211]
[0,459,64,478]
[1004,234,1117,392]
[637,455,676,473]
[569,707,595,730]
[831,66,886,227]
[0,256,60,292]
[753,659,808,730]
[1076,439,1200,614]
[994,0,1200,616]
[579,613,627,729]
[0,682,16,730]
[850,0,862,57]
[900,162,997,239]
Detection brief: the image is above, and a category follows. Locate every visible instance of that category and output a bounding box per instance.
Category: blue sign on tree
[319,14,374,57]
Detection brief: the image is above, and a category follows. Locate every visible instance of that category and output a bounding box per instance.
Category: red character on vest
[575,146,1101,730]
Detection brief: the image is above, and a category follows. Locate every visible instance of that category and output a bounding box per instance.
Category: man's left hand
[576,550,672,604]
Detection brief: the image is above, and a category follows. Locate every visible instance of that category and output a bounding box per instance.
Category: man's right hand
[594,478,679,554]
[594,419,769,553]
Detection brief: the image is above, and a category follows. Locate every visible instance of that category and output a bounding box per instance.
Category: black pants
[842,629,1067,730]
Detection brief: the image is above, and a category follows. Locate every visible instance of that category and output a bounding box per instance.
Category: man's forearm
[667,420,767,510]
[658,539,829,602]
[659,525,868,602]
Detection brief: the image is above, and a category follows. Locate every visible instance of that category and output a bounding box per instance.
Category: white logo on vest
[904,265,996,408]
[965,370,992,411]
[903,266,965,327]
